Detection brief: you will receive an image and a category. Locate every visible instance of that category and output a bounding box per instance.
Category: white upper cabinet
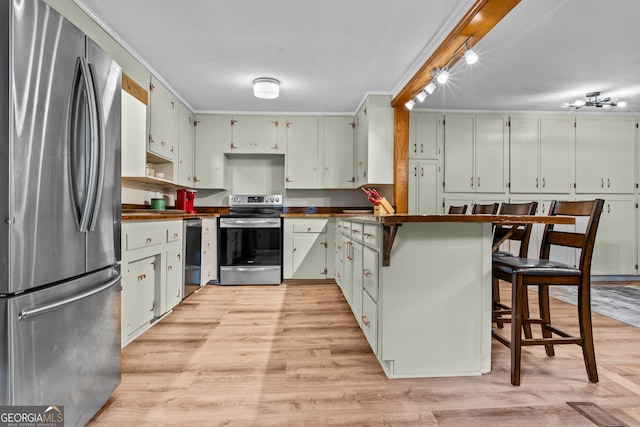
[322,116,355,188]
[444,114,506,193]
[121,87,147,178]
[177,104,195,187]
[444,114,474,192]
[354,95,394,187]
[409,112,441,159]
[194,114,230,189]
[510,115,574,194]
[148,76,178,162]
[285,116,320,188]
[575,116,636,194]
[227,115,283,153]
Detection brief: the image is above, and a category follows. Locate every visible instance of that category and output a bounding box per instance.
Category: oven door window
[219,227,282,266]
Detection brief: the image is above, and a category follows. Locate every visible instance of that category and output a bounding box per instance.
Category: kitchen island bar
[335,214,574,379]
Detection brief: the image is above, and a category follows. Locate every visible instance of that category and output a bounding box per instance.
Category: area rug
[548,285,640,329]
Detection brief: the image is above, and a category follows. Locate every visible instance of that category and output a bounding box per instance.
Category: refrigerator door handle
[85,61,105,232]
[69,56,103,233]
[18,275,121,320]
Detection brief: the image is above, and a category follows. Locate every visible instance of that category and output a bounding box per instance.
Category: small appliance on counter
[176,189,197,213]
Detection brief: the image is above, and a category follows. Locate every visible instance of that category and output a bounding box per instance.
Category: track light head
[464,48,478,65]
[405,98,416,110]
[436,69,450,84]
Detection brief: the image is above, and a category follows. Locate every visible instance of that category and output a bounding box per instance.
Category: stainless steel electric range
[217,194,283,285]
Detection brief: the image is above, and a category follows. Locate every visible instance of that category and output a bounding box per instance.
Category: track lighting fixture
[404,37,479,109]
[561,92,627,110]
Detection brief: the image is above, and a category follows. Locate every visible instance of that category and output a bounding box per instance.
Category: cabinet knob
[146,237,152,243]
[362,315,371,327]
[363,269,372,277]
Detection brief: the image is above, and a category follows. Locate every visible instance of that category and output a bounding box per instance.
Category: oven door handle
[219,218,281,228]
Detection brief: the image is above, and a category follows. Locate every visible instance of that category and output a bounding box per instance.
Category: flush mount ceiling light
[561,91,627,109]
[253,77,280,99]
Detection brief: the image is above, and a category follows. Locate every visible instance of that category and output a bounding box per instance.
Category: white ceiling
[75,0,640,114]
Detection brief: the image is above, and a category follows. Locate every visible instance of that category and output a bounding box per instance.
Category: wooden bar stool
[448,205,468,214]
[493,199,604,386]
[471,203,499,214]
[492,201,538,330]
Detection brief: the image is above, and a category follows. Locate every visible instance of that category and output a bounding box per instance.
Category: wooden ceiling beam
[391,0,521,108]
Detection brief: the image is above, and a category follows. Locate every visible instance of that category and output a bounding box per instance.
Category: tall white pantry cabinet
[425,112,639,276]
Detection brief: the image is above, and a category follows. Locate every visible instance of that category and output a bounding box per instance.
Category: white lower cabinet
[121,220,184,347]
[335,219,380,352]
[361,291,378,353]
[284,218,334,279]
[201,218,217,284]
[335,219,493,379]
[591,198,637,275]
[121,255,157,340]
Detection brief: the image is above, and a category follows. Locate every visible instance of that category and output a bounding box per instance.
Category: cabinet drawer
[362,291,378,354]
[363,247,379,300]
[166,221,182,242]
[126,226,164,251]
[350,222,364,241]
[363,223,379,247]
[293,222,326,233]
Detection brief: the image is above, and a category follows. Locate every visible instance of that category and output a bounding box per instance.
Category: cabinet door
[575,118,605,193]
[362,246,378,301]
[592,199,636,275]
[121,90,147,177]
[540,116,573,194]
[194,114,229,189]
[323,116,355,188]
[178,105,195,186]
[166,246,182,310]
[291,234,327,279]
[285,116,319,188]
[149,77,178,161]
[355,106,367,186]
[474,116,505,193]
[444,115,475,192]
[409,161,439,215]
[230,115,279,153]
[605,118,636,193]
[509,117,539,193]
[351,241,364,326]
[410,112,440,159]
[201,219,215,285]
[122,256,156,338]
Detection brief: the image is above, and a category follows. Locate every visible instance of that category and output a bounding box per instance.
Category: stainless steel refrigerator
[0,1,122,425]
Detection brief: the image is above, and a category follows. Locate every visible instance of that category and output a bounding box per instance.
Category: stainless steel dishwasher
[183,218,202,298]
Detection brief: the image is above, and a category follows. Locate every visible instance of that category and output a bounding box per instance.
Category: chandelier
[561,92,627,110]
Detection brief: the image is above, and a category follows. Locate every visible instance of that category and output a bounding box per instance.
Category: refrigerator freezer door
[85,38,122,273]
[5,0,87,293]
[4,266,121,426]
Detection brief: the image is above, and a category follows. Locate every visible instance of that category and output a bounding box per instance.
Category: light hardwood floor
[88,283,640,426]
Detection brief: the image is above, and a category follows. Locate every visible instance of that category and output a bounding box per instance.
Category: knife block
[374,197,395,215]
